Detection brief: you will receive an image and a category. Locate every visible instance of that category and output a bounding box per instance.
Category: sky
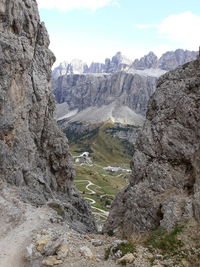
[37,0,200,66]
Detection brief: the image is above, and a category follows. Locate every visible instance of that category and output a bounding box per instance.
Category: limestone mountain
[0,0,95,232]
[52,49,197,126]
[103,55,200,236]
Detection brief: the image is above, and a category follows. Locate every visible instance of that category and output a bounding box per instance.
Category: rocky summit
[103,55,200,236]
[0,0,95,232]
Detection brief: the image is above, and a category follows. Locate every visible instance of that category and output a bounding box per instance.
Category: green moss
[68,121,133,165]
[146,225,184,254]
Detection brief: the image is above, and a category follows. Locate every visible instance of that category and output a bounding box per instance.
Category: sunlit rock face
[0,0,96,232]
[103,56,200,236]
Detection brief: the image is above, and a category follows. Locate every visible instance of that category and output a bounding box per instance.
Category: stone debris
[56,243,70,260]
[36,237,51,254]
[91,239,103,247]
[42,256,63,266]
[79,246,95,260]
[116,253,135,264]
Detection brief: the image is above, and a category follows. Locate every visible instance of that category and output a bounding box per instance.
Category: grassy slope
[75,164,128,211]
[68,121,133,166]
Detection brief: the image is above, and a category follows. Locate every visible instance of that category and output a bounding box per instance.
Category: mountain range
[52,49,197,79]
[53,49,197,143]
[52,49,198,171]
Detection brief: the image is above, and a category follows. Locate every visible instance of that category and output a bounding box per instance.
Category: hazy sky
[37,0,200,66]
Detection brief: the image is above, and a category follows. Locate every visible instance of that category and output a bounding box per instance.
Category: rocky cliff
[103,56,200,236]
[0,0,95,232]
[54,71,156,119]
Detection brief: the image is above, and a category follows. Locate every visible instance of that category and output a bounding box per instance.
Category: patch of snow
[128,68,167,77]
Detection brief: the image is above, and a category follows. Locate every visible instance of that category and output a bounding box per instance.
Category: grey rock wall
[54,72,157,116]
[103,58,200,236]
[0,0,96,232]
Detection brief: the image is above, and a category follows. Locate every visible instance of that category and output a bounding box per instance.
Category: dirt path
[0,187,120,267]
[0,188,53,267]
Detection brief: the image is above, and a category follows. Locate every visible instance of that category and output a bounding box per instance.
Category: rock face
[0,0,95,232]
[159,49,198,70]
[103,57,200,236]
[54,72,156,117]
[132,52,158,70]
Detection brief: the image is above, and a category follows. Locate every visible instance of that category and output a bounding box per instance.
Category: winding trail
[75,180,101,195]
[74,180,111,223]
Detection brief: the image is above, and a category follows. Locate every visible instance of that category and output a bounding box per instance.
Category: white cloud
[157,11,200,44]
[37,0,120,11]
[136,11,200,50]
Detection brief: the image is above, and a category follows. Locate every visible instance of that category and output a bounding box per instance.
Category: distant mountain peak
[52,49,198,80]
